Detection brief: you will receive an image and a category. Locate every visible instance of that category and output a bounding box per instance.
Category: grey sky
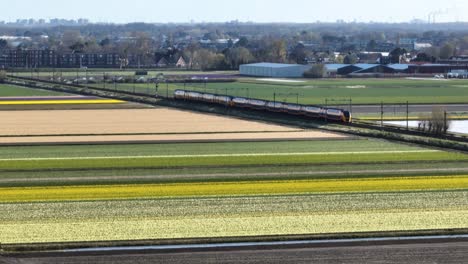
[6,0,468,23]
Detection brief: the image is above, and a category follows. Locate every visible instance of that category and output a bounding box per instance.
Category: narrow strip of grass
[0,151,465,172]
[0,84,67,97]
[0,139,417,159]
[1,176,467,203]
[2,161,468,188]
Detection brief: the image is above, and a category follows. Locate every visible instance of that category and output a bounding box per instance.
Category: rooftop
[242,62,307,68]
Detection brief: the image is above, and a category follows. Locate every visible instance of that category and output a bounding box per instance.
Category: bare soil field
[0,131,347,145]
[0,108,346,144]
[0,102,150,111]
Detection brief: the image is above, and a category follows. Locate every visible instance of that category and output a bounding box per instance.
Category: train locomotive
[174,89,352,123]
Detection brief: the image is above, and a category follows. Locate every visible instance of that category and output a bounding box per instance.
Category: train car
[201,93,215,103]
[174,90,186,99]
[301,105,324,118]
[173,90,352,123]
[266,101,285,112]
[343,111,352,123]
[326,108,350,122]
[232,97,249,107]
[284,103,302,115]
[214,95,232,105]
[247,99,267,110]
[186,91,202,101]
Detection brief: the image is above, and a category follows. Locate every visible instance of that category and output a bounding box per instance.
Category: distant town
[1,20,468,77]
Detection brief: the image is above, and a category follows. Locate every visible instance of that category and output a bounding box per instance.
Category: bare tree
[303,64,326,78]
[418,107,450,135]
[0,70,6,83]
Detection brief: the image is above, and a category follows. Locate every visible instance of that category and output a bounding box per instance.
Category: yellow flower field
[1,209,466,244]
[1,176,467,203]
[0,99,124,105]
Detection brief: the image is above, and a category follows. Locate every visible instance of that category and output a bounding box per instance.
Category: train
[174,89,352,123]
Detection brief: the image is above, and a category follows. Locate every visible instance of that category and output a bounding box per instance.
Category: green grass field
[186,79,468,104]
[88,78,468,104]
[0,84,67,97]
[0,139,421,159]
[0,146,462,172]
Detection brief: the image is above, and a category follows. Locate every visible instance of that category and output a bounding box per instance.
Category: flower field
[1,135,467,247]
[0,99,124,105]
[1,176,467,203]
[1,191,467,244]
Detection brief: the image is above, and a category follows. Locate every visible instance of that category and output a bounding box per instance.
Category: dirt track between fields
[0,131,347,145]
[0,108,347,144]
[3,239,467,264]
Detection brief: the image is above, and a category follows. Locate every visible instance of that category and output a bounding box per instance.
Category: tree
[61,30,83,52]
[225,47,254,69]
[127,32,154,68]
[439,43,455,60]
[269,40,287,63]
[69,42,85,53]
[183,41,200,69]
[412,52,436,63]
[335,54,345,64]
[343,53,358,64]
[289,43,306,64]
[235,37,249,48]
[418,107,450,136]
[303,64,326,78]
[0,39,8,49]
[99,38,111,47]
[389,48,407,64]
[367,40,377,51]
[193,49,226,70]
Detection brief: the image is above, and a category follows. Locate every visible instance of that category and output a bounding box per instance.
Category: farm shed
[324,64,349,77]
[240,63,312,78]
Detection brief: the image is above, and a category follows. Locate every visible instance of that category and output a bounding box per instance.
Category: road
[348,104,468,114]
[2,237,467,264]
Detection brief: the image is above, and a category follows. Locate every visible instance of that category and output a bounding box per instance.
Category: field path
[0,131,348,145]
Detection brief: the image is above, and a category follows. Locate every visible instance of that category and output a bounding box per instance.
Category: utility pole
[406,101,409,131]
[444,110,447,133]
[381,102,384,128]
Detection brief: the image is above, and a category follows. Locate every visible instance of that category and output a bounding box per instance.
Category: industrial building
[240,63,312,78]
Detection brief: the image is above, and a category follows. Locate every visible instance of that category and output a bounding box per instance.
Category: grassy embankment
[0,84,67,97]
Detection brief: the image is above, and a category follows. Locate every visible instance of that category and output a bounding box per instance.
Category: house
[155,53,189,68]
